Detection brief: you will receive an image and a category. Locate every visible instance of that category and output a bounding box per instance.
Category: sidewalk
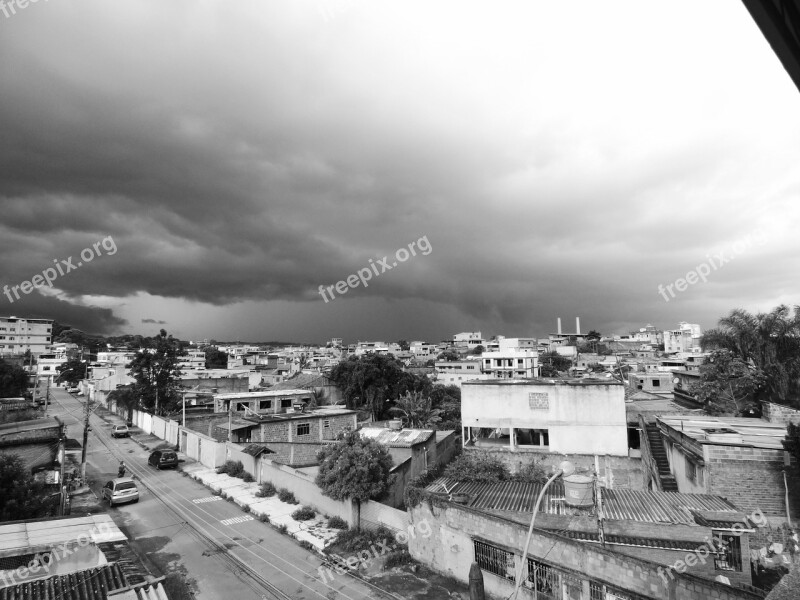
[181,463,339,551]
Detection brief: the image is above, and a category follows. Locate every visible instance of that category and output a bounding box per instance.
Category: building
[481,349,539,379]
[627,372,674,397]
[35,353,69,380]
[462,379,630,471]
[0,417,65,473]
[0,316,53,356]
[452,332,485,350]
[664,322,703,354]
[409,341,437,357]
[434,358,488,388]
[213,389,314,414]
[548,317,588,347]
[644,415,800,523]
[179,349,206,370]
[485,336,538,352]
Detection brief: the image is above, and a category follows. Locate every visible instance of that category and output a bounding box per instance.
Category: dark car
[148,449,179,470]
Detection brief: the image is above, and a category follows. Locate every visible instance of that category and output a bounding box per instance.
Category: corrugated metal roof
[359,427,435,447]
[108,580,169,600]
[426,478,740,525]
[0,562,127,600]
[0,515,126,556]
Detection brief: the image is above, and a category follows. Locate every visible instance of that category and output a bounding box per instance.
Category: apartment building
[434,358,488,388]
[481,349,539,379]
[0,316,53,355]
[453,331,485,350]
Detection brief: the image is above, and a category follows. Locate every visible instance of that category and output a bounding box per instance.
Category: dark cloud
[141,319,167,325]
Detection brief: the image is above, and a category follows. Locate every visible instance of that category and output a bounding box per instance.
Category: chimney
[576,317,581,335]
[557,318,562,335]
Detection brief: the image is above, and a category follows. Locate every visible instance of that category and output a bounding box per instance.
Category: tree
[204,348,228,369]
[785,422,800,474]
[127,329,185,416]
[539,351,572,377]
[397,340,410,351]
[702,305,800,408]
[444,453,509,483]
[0,454,58,522]
[315,431,395,529]
[0,359,28,397]
[471,345,485,355]
[436,349,460,362]
[56,358,87,386]
[107,385,139,423]
[328,353,408,420]
[688,349,765,415]
[430,384,461,430]
[390,391,442,429]
[586,330,602,341]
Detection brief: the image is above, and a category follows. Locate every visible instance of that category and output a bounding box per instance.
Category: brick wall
[706,446,800,519]
[464,447,644,490]
[762,402,800,426]
[408,500,765,600]
[263,441,333,467]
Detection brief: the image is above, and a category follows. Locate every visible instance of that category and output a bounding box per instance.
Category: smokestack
[557,318,562,335]
[576,317,581,335]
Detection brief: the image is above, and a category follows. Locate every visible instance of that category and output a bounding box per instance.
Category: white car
[67,386,80,393]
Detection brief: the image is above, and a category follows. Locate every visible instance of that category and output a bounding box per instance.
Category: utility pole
[228,407,232,443]
[45,376,51,415]
[58,427,66,515]
[80,396,95,485]
[595,472,606,547]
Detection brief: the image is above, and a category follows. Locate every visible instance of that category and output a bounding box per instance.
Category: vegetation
[256,482,277,498]
[443,452,509,483]
[242,472,254,482]
[204,347,228,369]
[0,409,39,425]
[390,391,442,429]
[278,488,298,504]
[0,359,29,397]
[785,423,800,474]
[702,305,800,408]
[217,460,245,477]
[0,454,58,521]
[436,349,461,362]
[328,353,411,420]
[689,349,765,415]
[327,525,394,555]
[106,385,138,422]
[55,358,88,386]
[327,515,348,530]
[316,431,395,529]
[539,351,572,377]
[384,549,415,569]
[291,505,316,521]
[277,524,288,534]
[127,329,186,416]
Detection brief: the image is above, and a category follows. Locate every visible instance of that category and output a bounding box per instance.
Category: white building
[481,349,539,379]
[36,353,68,379]
[435,359,489,388]
[410,341,438,357]
[462,379,628,456]
[664,322,702,354]
[0,316,53,356]
[180,350,206,370]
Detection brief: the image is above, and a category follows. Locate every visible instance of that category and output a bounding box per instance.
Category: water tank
[562,474,594,507]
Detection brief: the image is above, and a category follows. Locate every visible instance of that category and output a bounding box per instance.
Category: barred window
[590,582,642,600]
[686,457,696,481]
[526,559,558,599]
[473,540,515,580]
[297,423,310,436]
[713,532,743,571]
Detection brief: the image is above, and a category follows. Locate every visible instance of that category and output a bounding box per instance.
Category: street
[48,387,390,600]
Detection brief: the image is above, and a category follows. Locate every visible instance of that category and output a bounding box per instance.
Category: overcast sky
[1,0,798,344]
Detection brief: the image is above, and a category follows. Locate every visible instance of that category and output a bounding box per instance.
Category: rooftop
[658,415,789,450]
[243,406,356,423]
[0,563,128,600]
[425,478,742,526]
[0,417,62,437]
[215,389,311,399]
[463,378,622,387]
[0,515,125,558]
[358,427,435,447]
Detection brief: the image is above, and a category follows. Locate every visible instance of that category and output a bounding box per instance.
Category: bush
[292,505,316,521]
[278,488,298,504]
[259,514,270,523]
[513,459,548,484]
[277,524,288,535]
[443,453,510,483]
[384,549,414,569]
[327,516,348,530]
[243,504,250,513]
[256,482,277,498]
[299,540,315,552]
[330,526,394,554]
[242,472,255,482]
[217,460,245,478]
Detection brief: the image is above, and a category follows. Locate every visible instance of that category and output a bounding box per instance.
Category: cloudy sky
[1,0,798,344]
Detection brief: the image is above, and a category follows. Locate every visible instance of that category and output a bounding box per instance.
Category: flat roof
[244,406,356,423]
[359,427,435,447]
[215,389,312,399]
[463,378,622,387]
[658,415,788,449]
[0,515,126,557]
[0,417,62,436]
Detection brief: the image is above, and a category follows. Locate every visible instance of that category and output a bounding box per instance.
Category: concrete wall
[762,402,800,426]
[462,381,628,456]
[224,443,259,478]
[360,497,409,533]
[260,441,332,467]
[435,431,459,467]
[408,500,764,600]
[180,429,226,469]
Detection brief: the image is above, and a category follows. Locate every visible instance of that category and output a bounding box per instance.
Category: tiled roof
[358,427,435,447]
[241,444,274,457]
[426,478,741,525]
[0,562,127,600]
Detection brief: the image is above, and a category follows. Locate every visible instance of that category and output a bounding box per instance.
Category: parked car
[111,425,129,438]
[101,477,139,506]
[148,449,179,470]
[67,386,79,393]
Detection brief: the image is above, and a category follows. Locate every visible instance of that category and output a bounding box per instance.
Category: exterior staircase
[645,423,678,492]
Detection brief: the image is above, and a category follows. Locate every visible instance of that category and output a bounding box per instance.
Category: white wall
[462,381,628,456]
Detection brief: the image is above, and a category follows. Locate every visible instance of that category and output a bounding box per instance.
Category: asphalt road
[49,388,391,600]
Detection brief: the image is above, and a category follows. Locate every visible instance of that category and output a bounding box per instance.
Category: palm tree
[702,305,800,407]
[389,391,442,429]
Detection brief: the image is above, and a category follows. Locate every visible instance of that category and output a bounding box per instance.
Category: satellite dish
[673,377,680,384]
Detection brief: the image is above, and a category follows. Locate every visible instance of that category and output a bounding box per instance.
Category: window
[323,420,330,428]
[652,379,660,387]
[281,399,292,408]
[473,540,515,580]
[590,582,639,600]
[236,402,248,411]
[526,559,558,599]
[259,400,272,410]
[297,423,310,436]
[685,457,696,481]
[713,532,742,571]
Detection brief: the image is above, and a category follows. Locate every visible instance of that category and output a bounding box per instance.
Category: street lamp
[511,460,575,600]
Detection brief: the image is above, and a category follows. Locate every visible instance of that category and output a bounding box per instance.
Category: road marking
[221,515,255,526]
[193,496,224,504]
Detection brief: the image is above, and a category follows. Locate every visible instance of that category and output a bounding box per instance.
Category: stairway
[645,424,678,492]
